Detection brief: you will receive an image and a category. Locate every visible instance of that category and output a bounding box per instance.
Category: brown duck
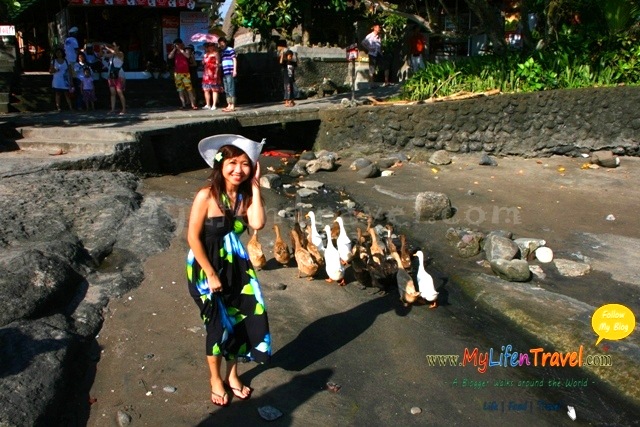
[399,234,412,270]
[385,224,398,256]
[272,224,291,267]
[247,229,267,270]
[368,227,386,263]
[291,228,319,279]
[391,252,420,306]
[305,223,325,267]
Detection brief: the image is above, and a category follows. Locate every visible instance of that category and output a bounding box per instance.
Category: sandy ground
[79,153,640,426]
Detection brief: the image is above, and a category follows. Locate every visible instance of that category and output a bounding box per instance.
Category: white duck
[334,216,352,264]
[323,225,345,285]
[305,211,325,254]
[414,250,438,308]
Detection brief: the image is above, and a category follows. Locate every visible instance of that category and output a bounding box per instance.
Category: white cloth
[362,31,382,57]
[51,59,70,90]
[64,36,79,63]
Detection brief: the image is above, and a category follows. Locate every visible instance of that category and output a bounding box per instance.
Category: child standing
[80,67,97,111]
[280,49,297,107]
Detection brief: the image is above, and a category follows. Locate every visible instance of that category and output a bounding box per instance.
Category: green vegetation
[223,0,640,100]
[403,0,640,100]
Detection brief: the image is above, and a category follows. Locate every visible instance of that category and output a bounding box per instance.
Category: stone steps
[13,138,129,155]
[14,124,138,156]
[17,125,137,142]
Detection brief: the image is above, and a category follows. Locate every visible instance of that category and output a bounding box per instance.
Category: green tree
[1,0,22,21]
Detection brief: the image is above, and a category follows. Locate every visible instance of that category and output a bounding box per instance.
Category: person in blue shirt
[218,37,237,112]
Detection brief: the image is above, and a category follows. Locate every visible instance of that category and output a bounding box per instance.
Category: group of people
[50,26,126,114]
[51,22,427,114]
[362,22,428,87]
[169,37,237,112]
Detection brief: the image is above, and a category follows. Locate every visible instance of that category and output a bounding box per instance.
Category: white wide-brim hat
[198,134,265,168]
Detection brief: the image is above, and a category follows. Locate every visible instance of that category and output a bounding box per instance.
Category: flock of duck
[247,211,439,308]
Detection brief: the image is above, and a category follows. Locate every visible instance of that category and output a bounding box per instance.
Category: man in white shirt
[362,23,390,87]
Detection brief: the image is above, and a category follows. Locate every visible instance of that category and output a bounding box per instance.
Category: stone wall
[314,87,640,158]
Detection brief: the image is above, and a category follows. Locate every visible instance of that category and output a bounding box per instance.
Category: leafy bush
[402,25,639,101]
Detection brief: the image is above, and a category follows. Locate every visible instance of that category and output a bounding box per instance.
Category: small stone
[490,259,531,282]
[299,151,317,161]
[429,150,452,165]
[591,150,620,168]
[529,265,546,280]
[535,247,553,263]
[479,153,498,166]
[326,382,342,392]
[357,163,380,178]
[605,214,616,221]
[259,174,283,189]
[258,405,283,421]
[350,158,373,171]
[297,188,318,198]
[410,406,422,415]
[262,282,287,291]
[163,386,177,393]
[143,353,154,360]
[116,410,132,426]
[554,259,591,277]
[289,160,309,177]
[376,158,398,169]
[306,156,336,174]
[298,180,325,190]
[341,200,356,209]
[380,170,395,177]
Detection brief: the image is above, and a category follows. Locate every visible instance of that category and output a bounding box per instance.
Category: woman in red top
[201,43,224,110]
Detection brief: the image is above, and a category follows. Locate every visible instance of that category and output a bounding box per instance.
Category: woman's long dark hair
[207,144,255,217]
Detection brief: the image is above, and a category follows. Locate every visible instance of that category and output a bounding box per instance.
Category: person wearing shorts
[103,41,126,114]
[168,38,197,110]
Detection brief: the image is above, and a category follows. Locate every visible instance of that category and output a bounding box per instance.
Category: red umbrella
[190,33,219,43]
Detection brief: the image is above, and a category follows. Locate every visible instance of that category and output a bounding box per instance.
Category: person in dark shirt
[279,49,297,107]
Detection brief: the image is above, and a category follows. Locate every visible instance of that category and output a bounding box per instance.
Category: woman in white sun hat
[186,134,270,407]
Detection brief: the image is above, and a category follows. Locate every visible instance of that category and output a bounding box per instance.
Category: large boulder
[415,192,453,221]
[484,234,520,262]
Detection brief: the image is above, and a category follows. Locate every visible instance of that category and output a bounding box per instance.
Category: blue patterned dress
[186,195,271,362]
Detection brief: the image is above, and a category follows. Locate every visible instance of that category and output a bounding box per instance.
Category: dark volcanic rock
[0,170,175,426]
